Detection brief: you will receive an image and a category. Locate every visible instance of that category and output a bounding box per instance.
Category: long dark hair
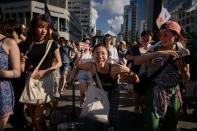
[25,14,51,44]
[1,19,22,38]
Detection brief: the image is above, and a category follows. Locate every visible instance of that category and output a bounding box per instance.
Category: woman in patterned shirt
[134,20,190,131]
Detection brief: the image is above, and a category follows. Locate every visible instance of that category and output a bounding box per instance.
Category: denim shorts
[78,70,92,84]
[60,63,70,76]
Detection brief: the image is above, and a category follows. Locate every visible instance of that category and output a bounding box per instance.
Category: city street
[5,83,197,131]
[0,0,197,131]
[65,83,197,131]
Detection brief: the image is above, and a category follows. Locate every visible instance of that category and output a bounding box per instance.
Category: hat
[165,20,185,41]
[120,41,126,45]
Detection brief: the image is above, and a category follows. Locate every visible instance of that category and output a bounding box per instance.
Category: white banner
[156,5,171,29]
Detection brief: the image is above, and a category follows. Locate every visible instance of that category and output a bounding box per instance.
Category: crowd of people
[0,13,196,131]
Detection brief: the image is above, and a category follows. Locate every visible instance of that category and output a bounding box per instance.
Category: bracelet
[12,70,16,78]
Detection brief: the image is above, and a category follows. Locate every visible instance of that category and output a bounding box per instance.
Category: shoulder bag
[19,40,54,104]
[80,64,110,123]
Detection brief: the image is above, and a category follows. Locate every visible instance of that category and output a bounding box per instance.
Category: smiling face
[93,45,108,68]
[159,29,177,48]
[35,20,49,42]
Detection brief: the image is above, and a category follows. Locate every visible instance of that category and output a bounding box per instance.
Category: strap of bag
[93,64,104,90]
[24,42,35,57]
[32,40,53,75]
[149,56,173,79]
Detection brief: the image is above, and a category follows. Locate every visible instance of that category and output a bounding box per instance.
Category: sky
[92,0,146,36]
[92,0,131,36]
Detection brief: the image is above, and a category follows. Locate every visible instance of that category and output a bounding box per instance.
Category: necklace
[34,40,44,44]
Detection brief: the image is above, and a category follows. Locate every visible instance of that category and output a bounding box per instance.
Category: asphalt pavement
[5,83,197,131]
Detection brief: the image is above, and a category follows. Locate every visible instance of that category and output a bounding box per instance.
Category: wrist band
[12,70,16,78]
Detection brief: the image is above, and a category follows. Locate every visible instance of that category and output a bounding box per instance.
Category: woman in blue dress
[0,22,21,130]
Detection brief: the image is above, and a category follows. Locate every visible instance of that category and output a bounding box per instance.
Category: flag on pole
[156,5,171,29]
[44,0,52,27]
[186,0,197,12]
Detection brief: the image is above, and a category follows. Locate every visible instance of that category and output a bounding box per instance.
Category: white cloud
[90,2,99,36]
[91,7,99,27]
[107,16,123,32]
[105,30,116,36]
[93,0,130,15]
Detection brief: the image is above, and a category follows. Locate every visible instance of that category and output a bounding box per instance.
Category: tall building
[68,0,92,37]
[136,0,146,39]
[164,0,197,33]
[0,0,82,42]
[123,0,137,42]
[145,0,162,34]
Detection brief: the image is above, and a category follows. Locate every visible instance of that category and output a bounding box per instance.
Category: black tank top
[93,64,117,91]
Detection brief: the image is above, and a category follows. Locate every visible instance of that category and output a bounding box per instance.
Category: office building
[0,0,82,42]
[68,0,92,36]
[122,0,137,42]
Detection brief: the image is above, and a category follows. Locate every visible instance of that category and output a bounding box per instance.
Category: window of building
[186,17,189,24]
[67,19,69,27]
[59,18,66,31]
[73,11,80,14]
[49,0,58,6]
[182,12,185,18]
[191,10,194,15]
[52,16,58,30]
[25,12,31,26]
[33,12,39,18]
[186,26,190,32]
[179,12,181,19]
[74,2,80,6]
[0,13,3,20]
[186,12,190,16]
[5,13,10,19]
[11,13,17,20]
[191,16,194,23]
[182,19,185,25]
[81,20,88,23]
[35,0,44,2]
[18,13,23,24]
[59,0,65,8]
